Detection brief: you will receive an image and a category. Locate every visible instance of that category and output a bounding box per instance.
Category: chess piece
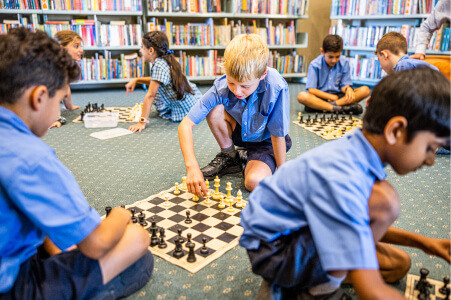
[306,114,311,124]
[186,241,196,263]
[204,191,212,205]
[80,111,85,121]
[299,115,303,123]
[186,233,194,248]
[192,194,199,202]
[235,189,245,208]
[212,176,221,200]
[416,268,432,298]
[120,204,125,208]
[218,195,226,209]
[227,200,235,213]
[200,237,209,255]
[172,238,184,259]
[105,206,112,217]
[150,217,159,247]
[185,210,192,224]
[158,228,167,249]
[314,112,318,122]
[439,276,450,299]
[177,228,185,244]
[297,112,302,122]
[181,176,188,191]
[205,179,210,190]
[225,182,233,204]
[163,194,171,208]
[138,213,147,227]
[130,208,138,223]
[173,182,180,195]
[349,111,353,120]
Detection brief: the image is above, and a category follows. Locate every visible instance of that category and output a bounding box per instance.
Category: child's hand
[187,167,208,197]
[125,79,137,96]
[128,122,146,133]
[68,105,80,110]
[327,94,339,102]
[410,53,425,60]
[49,121,62,129]
[344,88,355,104]
[422,237,450,263]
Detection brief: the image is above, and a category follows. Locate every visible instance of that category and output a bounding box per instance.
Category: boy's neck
[362,130,388,165]
[390,52,406,68]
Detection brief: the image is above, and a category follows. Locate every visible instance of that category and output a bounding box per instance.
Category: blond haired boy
[178,34,291,195]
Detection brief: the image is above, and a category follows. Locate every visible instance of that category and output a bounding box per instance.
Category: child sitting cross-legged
[240,67,450,299]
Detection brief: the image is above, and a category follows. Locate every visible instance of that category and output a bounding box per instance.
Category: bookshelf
[145,0,310,81]
[330,0,450,86]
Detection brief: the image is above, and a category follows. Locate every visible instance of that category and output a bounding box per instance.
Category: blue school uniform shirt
[240,129,386,271]
[0,107,101,293]
[150,57,202,122]
[306,54,353,94]
[187,68,290,142]
[394,54,439,72]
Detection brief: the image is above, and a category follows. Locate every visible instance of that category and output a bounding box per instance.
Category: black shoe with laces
[340,103,363,115]
[200,151,242,180]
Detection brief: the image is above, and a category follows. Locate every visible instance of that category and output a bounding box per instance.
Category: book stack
[330,0,438,16]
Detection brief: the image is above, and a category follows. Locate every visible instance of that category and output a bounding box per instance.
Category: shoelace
[207,152,230,167]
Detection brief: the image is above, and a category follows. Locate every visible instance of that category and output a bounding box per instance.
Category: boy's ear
[320,48,324,55]
[380,50,389,60]
[29,86,48,111]
[260,68,268,80]
[384,116,408,145]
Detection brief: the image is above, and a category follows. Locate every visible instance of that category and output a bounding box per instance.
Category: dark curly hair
[0,28,80,104]
[142,31,194,100]
[322,34,343,53]
[363,68,450,141]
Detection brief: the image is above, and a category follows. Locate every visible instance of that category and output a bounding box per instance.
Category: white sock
[308,274,345,296]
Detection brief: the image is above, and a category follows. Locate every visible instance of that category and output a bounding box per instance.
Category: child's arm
[178,116,208,197]
[271,135,286,168]
[350,269,405,299]
[337,85,355,105]
[308,88,339,102]
[125,77,152,96]
[381,226,450,262]
[128,80,160,133]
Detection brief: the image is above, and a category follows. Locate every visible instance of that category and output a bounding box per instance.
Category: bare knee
[360,85,371,98]
[369,180,401,224]
[297,91,309,104]
[244,175,261,192]
[206,104,225,123]
[130,224,151,255]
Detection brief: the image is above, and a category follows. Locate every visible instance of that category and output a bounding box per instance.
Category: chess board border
[73,107,139,123]
[405,273,448,300]
[292,115,362,140]
[122,186,248,274]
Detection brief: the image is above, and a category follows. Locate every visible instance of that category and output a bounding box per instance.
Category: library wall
[297,0,332,67]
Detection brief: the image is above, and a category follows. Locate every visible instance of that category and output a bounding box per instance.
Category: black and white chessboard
[405,273,450,300]
[293,113,362,140]
[73,107,139,123]
[123,186,247,273]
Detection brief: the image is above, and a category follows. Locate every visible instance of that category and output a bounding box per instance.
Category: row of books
[268,51,305,74]
[428,23,450,51]
[348,55,384,80]
[78,52,144,81]
[147,18,298,46]
[0,0,141,10]
[330,0,438,16]
[147,0,308,15]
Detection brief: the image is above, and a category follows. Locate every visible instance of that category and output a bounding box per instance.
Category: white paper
[90,128,133,140]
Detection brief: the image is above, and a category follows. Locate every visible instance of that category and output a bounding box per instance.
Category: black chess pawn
[306,115,311,124]
[120,204,125,208]
[439,276,450,299]
[177,228,185,244]
[186,242,196,263]
[172,238,184,259]
[130,208,138,223]
[185,210,192,224]
[200,237,209,255]
[158,228,167,249]
[138,213,147,227]
[314,112,318,122]
[100,104,105,111]
[80,111,85,121]
[416,268,432,297]
[150,217,159,247]
[349,111,353,120]
[186,233,194,248]
[105,206,112,217]
[299,115,303,124]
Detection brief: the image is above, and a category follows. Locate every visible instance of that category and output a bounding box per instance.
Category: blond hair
[223,34,269,82]
[54,30,82,48]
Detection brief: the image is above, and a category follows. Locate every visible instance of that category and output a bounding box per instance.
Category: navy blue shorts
[1,248,154,300]
[246,226,329,290]
[231,124,292,173]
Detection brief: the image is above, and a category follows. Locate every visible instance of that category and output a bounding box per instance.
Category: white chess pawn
[218,195,226,209]
[235,190,244,208]
[181,176,188,191]
[227,200,235,213]
[205,179,210,190]
[212,176,221,200]
[225,182,233,204]
[204,191,212,205]
[192,194,199,202]
[163,194,171,207]
[174,182,180,195]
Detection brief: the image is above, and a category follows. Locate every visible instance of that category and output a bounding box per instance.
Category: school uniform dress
[394,54,439,72]
[187,67,292,172]
[150,57,202,122]
[240,129,385,289]
[306,55,353,97]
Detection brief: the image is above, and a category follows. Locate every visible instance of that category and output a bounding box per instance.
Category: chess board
[293,113,362,140]
[122,186,247,273]
[73,107,140,123]
[405,273,450,300]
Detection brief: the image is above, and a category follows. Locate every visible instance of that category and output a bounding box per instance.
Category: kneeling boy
[178,34,291,194]
[241,68,450,299]
[0,28,153,299]
[297,35,370,114]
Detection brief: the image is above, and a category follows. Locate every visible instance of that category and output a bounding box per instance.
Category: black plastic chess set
[73,102,139,123]
[292,111,363,140]
[104,179,247,273]
[405,268,450,300]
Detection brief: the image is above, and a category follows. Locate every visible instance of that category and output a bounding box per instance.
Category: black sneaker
[304,106,323,113]
[341,103,363,115]
[200,152,242,180]
[237,148,248,176]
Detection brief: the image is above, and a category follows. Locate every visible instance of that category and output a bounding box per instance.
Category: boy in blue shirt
[240,68,450,299]
[297,35,370,114]
[178,34,291,194]
[0,28,153,299]
[376,32,439,75]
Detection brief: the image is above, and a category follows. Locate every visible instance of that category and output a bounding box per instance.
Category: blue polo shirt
[394,54,439,72]
[187,68,290,142]
[0,107,101,293]
[306,54,353,94]
[240,129,386,271]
